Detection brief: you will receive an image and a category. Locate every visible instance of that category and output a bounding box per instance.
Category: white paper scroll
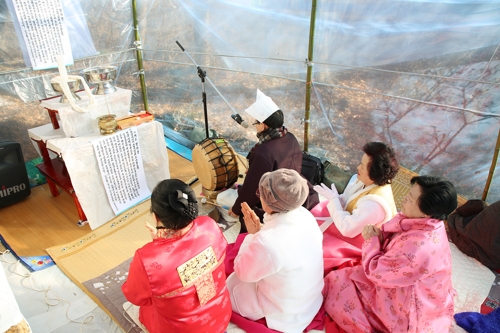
[56,55,68,82]
[91,128,151,215]
[10,0,73,70]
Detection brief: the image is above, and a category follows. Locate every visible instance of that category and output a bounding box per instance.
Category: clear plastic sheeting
[5,0,98,66]
[177,0,500,74]
[0,51,144,165]
[0,51,138,102]
[0,0,499,204]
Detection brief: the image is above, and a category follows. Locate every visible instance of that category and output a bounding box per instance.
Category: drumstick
[200,197,225,208]
[235,154,249,170]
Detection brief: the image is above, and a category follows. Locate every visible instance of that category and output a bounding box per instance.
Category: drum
[192,138,239,191]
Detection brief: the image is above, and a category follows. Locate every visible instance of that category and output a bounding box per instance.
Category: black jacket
[232,132,318,231]
[448,199,500,270]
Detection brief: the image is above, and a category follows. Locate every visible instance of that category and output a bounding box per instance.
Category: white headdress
[244,89,280,122]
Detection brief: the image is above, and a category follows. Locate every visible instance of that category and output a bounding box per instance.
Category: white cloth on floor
[0,261,25,332]
[450,242,495,313]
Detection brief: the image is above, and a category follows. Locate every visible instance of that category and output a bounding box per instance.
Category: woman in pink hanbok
[122,179,231,333]
[312,142,399,272]
[323,176,458,333]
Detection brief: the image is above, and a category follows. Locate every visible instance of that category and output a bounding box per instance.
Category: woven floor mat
[391,167,467,211]
[46,200,152,331]
[46,197,240,332]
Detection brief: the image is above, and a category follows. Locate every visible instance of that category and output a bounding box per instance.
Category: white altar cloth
[40,87,132,138]
[45,121,169,229]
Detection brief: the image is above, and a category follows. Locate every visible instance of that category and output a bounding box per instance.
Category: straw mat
[391,166,467,211]
[46,199,152,329]
[45,197,240,332]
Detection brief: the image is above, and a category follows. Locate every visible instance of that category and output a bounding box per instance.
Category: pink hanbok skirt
[310,201,364,274]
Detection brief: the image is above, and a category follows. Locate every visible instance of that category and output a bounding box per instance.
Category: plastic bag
[216,189,239,222]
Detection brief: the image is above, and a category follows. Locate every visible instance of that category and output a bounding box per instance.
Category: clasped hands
[145,221,158,239]
[241,202,263,234]
[313,183,339,201]
[362,224,383,243]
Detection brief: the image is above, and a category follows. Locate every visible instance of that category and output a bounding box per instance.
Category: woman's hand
[313,183,339,201]
[145,222,157,239]
[362,224,382,242]
[241,202,262,234]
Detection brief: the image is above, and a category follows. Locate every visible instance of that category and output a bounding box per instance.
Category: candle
[56,55,68,82]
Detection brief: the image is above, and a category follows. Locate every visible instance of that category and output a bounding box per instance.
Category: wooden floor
[0,149,197,256]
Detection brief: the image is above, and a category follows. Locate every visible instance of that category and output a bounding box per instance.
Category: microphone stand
[175,41,242,138]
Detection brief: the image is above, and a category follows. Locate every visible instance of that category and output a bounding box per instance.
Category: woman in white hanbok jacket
[312,142,399,273]
[226,169,324,333]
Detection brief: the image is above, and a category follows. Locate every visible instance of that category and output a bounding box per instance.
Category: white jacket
[231,206,324,333]
[326,175,396,237]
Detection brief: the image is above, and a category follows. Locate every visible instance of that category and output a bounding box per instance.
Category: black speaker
[0,140,31,207]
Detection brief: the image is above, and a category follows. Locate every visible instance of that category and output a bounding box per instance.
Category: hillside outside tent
[0,0,499,203]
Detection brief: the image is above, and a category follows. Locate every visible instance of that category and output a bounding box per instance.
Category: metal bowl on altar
[82,66,118,95]
[97,114,118,135]
[50,78,81,103]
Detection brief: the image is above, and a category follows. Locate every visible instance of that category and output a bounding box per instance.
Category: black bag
[301,151,324,185]
[322,161,353,194]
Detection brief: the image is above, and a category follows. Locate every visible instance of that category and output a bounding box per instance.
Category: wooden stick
[199,197,223,207]
[236,154,249,171]
[482,127,500,201]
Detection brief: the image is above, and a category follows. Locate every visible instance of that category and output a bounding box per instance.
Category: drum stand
[175,41,241,200]
[175,41,241,139]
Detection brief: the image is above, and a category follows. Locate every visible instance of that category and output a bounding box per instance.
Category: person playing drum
[228,89,318,233]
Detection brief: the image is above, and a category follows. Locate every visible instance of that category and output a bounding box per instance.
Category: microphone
[231,113,249,128]
[175,41,185,51]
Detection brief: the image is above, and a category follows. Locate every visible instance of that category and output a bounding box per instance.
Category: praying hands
[145,221,158,239]
[241,202,262,234]
[362,224,382,242]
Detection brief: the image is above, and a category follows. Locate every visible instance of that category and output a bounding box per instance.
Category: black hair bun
[167,187,198,219]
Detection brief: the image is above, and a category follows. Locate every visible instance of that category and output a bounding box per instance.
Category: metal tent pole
[304,0,317,152]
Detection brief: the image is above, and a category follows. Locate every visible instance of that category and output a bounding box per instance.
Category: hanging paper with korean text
[10,0,73,70]
[92,128,151,215]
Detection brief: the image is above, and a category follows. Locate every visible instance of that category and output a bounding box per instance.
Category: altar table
[28,121,170,230]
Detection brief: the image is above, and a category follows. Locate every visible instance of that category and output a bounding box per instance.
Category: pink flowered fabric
[323,213,456,333]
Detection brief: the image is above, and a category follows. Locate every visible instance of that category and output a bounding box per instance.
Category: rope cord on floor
[122,301,141,333]
[0,249,106,333]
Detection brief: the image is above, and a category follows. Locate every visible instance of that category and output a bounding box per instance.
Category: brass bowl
[50,78,81,103]
[97,114,117,135]
[82,66,118,95]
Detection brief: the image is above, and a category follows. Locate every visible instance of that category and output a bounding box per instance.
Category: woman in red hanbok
[122,179,231,333]
[323,176,458,333]
[312,142,399,272]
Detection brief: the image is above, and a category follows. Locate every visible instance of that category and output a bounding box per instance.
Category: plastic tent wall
[0,0,499,203]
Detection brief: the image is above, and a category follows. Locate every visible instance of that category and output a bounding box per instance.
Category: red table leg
[47,109,60,129]
[72,194,87,222]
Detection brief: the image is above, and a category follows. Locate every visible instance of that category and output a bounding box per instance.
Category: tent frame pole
[482,127,500,201]
[304,0,317,152]
[131,0,149,111]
